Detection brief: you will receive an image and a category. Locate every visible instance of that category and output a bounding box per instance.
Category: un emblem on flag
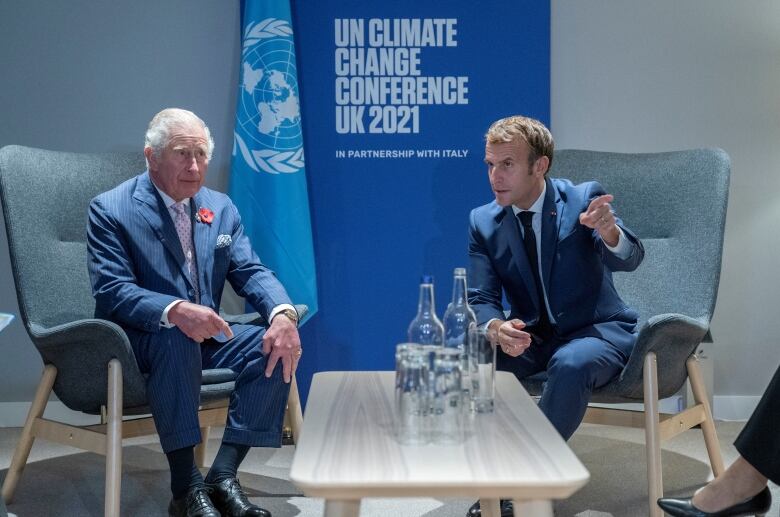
[234,18,305,175]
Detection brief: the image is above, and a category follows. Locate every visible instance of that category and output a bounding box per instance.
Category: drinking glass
[468,327,496,413]
[431,348,464,444]
[395,343,429,445]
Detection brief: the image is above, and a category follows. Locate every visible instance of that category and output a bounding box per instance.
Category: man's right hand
[167,301,233,343]
[488,318,532,357]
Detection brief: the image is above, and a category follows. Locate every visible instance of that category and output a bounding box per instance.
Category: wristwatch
[276,308,299,326]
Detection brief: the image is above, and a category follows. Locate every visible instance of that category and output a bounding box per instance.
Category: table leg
[324,499,360,517]
[480,498,501,517]
[512,499,552,517]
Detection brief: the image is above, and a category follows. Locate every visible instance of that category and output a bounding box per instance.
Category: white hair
[144,108,215,167]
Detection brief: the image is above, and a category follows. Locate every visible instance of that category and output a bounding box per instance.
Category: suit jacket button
[188,289,195,298]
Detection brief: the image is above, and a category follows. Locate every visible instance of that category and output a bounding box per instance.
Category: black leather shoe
[168,486,221,517]
[205,477,270,517]
[467,499,514,517]
[657,486,771,517]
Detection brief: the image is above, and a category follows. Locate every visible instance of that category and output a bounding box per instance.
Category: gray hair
[144,108,215,166]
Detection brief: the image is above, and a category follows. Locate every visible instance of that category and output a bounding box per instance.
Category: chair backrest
[551,148,730,328]
[0,145,145,330]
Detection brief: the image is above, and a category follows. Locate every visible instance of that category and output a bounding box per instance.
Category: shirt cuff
[269,303,297,324]
[483,317,500,331]
[604,226,631,259]
[160,299,185,328]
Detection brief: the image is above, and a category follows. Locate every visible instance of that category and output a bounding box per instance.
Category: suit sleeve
[586,182,645,272]
[87,198,179,332]
[224,201,293,321]
[467,209,506,326]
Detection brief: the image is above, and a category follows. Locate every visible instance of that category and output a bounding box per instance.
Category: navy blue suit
[87,172,292,452]
[468,177,644,438]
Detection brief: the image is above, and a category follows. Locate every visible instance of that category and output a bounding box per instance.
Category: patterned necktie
[172,202,199,302]
[518,210,551,339]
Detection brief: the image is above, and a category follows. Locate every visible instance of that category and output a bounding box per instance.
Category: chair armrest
[28,318,148,411]
[221,304,310,327]
[616,313,709,400]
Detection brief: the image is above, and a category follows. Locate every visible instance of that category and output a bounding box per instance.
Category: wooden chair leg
[105,359,123,517]
[288,374,304,445]
[1,364,57,504]
[686,356,725,477]
[195,427,210,468]
[643,352,663,517]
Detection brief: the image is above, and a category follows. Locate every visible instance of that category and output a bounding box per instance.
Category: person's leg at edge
[688,457,768,512]
[687,363,780,511]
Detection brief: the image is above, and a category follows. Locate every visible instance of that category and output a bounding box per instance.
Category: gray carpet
[1,422,777,516]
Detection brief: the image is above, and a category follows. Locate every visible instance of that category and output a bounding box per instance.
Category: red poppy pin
[196,207,214,224]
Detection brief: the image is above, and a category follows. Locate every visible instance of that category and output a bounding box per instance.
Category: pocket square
[215,234,232,249]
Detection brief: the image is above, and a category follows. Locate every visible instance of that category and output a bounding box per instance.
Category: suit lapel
[132,173,192,288]
[499,207,540,306]
[541,178,564,290]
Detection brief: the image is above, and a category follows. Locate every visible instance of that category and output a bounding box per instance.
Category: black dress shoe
[657,486,771,517]
[205,477,270,517]
[168,486,221,517]
[467,499,514,517]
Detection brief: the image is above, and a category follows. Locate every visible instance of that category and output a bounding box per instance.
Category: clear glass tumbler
[431,348,464,444]
[395,343,429,445]
[468,326,496,413]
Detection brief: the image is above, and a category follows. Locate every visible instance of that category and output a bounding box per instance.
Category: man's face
[146,122,209,202]
[484,140,547,209]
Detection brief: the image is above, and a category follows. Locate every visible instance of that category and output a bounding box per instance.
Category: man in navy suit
[88,108,300,517]
[466,116,644,517]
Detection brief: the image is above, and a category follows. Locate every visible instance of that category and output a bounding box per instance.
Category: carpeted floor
[1,421,777,516]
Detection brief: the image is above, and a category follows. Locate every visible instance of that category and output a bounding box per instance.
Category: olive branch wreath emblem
[234,18,305,175]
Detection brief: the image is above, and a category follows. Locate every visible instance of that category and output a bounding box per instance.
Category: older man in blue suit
[466,116,644,517]
[87,108,301,517]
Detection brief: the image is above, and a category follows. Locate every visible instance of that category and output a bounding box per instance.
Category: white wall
[551,0,780,415]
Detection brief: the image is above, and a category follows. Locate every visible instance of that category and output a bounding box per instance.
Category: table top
[290,371,589,500]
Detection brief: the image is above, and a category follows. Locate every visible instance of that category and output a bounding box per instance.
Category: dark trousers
[131,324,290,453]
[734,363,780,484]
[497,335,628,440]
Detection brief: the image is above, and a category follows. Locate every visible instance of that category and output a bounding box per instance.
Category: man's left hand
[579,194,620,247]
[262,314,301,383]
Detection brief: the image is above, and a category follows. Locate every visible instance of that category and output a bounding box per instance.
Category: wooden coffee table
[290,371,589,517]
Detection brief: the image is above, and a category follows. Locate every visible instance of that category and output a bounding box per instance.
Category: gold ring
[295,348,302,357]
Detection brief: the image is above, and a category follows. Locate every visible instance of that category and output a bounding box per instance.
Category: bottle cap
[453,267,466,276]
[421,275,434,284]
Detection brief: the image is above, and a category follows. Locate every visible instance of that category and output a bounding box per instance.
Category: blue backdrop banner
[292,0,549,401]
[229,0,318,319]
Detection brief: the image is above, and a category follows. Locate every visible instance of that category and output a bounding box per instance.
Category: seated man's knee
[547,345,601,383]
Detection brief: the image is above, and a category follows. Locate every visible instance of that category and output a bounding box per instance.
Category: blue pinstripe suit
[87,171,291,452]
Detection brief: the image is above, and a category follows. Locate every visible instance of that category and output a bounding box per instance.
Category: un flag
[229,0,318,320]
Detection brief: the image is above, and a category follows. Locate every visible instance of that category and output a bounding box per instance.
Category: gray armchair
[519,148,729,516]
[0,145,305,516]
